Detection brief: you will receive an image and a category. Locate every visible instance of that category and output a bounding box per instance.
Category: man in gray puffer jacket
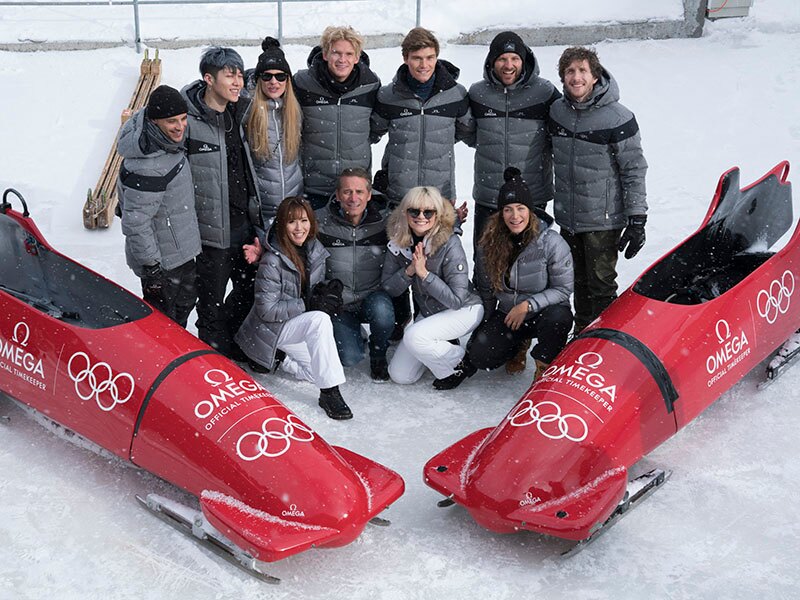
[293,26,381,209]
[370,27,472,207]
[464,31,560,249]
[116,85,201,327]
[549,46,648,332]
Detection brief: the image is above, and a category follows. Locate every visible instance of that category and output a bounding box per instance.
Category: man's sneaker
[505,339,532,375]
[433,359,477,390]
[370,358,390,382]
[318,386,353,420]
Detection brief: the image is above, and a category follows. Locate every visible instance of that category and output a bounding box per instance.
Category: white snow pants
[276,311,346,390]
[389,304,484,384]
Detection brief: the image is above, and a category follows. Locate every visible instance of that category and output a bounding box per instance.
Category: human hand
[243,237,264,264]
[618,215,646,259]
[503,301,529,331]
[412,242,428,279]
[455,201,468,223]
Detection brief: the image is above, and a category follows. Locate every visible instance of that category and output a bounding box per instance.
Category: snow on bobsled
[0,190,404,580]
[424,161,798,549]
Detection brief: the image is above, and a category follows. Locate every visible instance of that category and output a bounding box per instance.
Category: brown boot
[533,359,549,381]
[505,339,532,375]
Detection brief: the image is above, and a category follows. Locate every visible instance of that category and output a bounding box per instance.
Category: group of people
[115,24,648,420]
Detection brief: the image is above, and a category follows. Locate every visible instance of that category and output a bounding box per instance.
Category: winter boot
[505,339,532,375]
[247,358,270,374]
[370,357,390,382]
[433,358,477,390]
[318,386,353,420]
[533,359,549,381]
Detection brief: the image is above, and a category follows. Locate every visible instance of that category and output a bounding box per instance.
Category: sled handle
[777,160,790,184]
[1,188,29,217]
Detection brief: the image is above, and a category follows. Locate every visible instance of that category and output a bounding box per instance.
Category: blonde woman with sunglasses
[382,186,483,386]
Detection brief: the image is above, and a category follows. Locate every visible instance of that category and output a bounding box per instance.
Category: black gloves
[142,263,166,297]
[618,215,647,259]
[308,279,344,316]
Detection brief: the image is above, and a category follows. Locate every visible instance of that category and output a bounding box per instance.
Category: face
[259,70,287,99]
[493,52,524,86]
[336,176,372,224]
[323,40,359,82]
[502,203,530,235]
[204,67,244,105]
[404,47,438,84]
[563,59,598,103]
[406,205,437,236]
[286,210,311,246]
[152,113,188,143]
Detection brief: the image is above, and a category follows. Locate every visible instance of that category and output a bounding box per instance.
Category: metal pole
[133,0,141,53]
[278,0,283,43]
[416,0,420,26]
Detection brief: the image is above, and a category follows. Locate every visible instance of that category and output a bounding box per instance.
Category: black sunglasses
[260,72,288,82]
[406,208,437,219]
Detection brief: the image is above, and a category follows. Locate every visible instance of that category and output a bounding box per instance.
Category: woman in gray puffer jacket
[382,186,483,386]
[235,197,352,420]
[433,168,574,390]
[245,37,303,225]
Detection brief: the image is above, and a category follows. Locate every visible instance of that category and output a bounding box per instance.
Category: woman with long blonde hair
[246,37,303,224]
[381,186,483,386]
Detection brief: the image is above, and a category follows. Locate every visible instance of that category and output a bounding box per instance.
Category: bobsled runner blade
[135,494,280,584]
[759,344,800,390]
[561,468,671,558]
[369,516,391,527]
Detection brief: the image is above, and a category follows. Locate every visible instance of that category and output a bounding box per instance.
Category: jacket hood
[116,108,182,159]
[392,59,461,96]
[483,40,539,88]
[181,79,251,121]
[264,221,326,271]
[327,197,385,226]
[564,66,619,110]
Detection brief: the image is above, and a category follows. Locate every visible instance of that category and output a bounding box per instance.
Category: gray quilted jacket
[382,230,480,318]
[246,97,304,223]
[316,199,389,306]
[293,47,381,198]
[235,226,330,369]
[370,60,471,205]
[116,108,201,276]
[181,80,262,248]
[474,214,573,316]
[464,45,560,209]
[548,68,648,234]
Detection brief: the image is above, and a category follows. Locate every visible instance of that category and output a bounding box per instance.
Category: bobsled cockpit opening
[634,169,793,304]
[0,212,151,328]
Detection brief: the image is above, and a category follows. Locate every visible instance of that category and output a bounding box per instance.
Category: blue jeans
[331,291,395,367]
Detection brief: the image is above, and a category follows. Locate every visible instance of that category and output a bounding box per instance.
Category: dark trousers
[472,204,497,254]
[305,192,330,211]
[195,244,256,357]
[331,291,395,366]
[560,229,622,332]
[466,304,573,369]
[141,259,197,328]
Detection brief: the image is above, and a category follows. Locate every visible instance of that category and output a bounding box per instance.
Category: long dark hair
[479,209,539,292]
[274,196,317,286]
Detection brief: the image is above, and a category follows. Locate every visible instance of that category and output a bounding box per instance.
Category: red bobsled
[424,161,798,545]
[0,190,404,578]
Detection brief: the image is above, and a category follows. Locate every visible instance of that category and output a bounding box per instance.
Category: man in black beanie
[116,85,201,327]
[463,31,560,252]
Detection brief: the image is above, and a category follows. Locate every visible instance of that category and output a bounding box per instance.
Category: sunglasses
[260,72,288,82]
[406,208,437,219]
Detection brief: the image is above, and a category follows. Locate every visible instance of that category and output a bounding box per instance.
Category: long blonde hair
[246,77,302,163]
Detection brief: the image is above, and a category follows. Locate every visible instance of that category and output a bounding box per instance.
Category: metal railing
[0,0,423,52]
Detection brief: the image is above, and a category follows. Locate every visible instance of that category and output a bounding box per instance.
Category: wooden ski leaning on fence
[83,49,162,229]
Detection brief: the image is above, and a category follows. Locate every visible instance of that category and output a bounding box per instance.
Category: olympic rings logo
[67,352,134,412]
[506,400,589,443]
[236,415,315,461]
[12,321,30,347]
[756,270,794,324]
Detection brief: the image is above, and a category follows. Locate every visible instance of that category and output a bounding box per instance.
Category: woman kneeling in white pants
[381,186,483,386]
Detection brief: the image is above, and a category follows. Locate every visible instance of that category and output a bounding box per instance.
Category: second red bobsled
[0,190,404,575]
[424,161,798,542]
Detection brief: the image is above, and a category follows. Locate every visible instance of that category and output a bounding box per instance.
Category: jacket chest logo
[331,239,346,247]
[315,97,330,105]
[198,143,214,152]
[399,108,413,117]
[484,109,497,117]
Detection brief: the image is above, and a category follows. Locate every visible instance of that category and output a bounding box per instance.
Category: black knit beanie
[255,36,291,79]
[497,167,536,212]
[147,85,188,120]
[488,31,527,66]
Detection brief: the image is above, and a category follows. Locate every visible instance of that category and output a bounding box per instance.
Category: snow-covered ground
[2,1,800,598]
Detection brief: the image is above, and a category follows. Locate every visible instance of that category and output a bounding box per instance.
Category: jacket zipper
[418,103,425,185]
[271,108,286,200]
[504,87,510,171]
[569,109,580,230]
[167,216,179,248]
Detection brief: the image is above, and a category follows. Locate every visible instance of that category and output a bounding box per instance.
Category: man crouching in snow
[116,85,201,327]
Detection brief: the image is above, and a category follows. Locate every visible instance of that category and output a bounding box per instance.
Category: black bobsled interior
[0,212,151,328]
[635,168,793,304]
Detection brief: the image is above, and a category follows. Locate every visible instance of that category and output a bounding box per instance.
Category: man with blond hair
[294,26,382,209]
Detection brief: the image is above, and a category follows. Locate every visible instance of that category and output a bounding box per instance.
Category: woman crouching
[235,196,352,420]
[434,168,574,390]
[382,186,484,387]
